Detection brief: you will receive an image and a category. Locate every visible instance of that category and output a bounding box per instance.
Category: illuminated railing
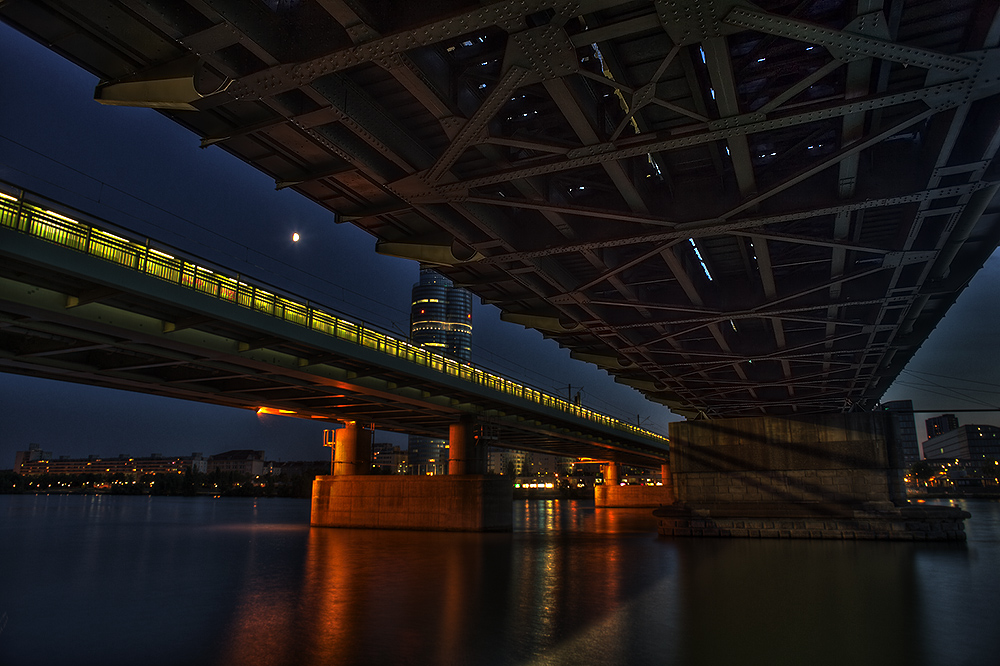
[0,184,668,445]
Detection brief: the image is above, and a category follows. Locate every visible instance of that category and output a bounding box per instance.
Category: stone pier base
[654,502,970,541]
[659,413,971,541]
[311,475,513,531]
[595,484,673,508]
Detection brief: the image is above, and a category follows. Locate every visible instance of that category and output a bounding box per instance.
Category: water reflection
[519,499,658,533]
[207,500,674,665]
[672,539,923,666]
[2,497,999,666]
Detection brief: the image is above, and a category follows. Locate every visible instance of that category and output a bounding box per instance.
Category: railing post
[14,189,27,233]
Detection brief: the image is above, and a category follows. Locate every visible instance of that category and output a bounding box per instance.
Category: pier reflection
[213,501,675,666]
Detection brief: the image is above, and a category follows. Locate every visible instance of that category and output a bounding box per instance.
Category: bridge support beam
[594,461,675,508]
[333,421,371,476]
[661,463,676,504]
[654,413,969,540]
[448,416,484,475]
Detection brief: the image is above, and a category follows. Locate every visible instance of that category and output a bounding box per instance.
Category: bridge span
[0,182,669,469]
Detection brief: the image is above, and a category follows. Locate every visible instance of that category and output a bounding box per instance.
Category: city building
[524,453,560,476]
[486,449,573,477]
[488,448,527,476]
[926,413,960,440]
[409,267,473,362]
[881,400,921,467]
[909,459,1000,493]
[372,442,407,475]
[407,267,473,473]
[923,424,1000,462]
[13,443,50,471]
[206,450,265,477]
[16,450,206,476]
[407,436,448,475]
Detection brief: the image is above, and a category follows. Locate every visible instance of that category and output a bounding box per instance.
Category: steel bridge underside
[3,0,1000,418]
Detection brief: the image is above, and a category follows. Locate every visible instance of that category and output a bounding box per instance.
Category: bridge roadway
[0,183,669,467]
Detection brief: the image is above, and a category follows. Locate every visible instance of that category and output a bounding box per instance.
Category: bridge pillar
[333,421,371,476]
[313,417,511,531]
[654,413,969,540]
[661,463,676,504]
[594,461,674,508]
[448,416,484,475]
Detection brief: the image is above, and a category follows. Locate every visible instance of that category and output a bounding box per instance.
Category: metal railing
[0,183,668,445]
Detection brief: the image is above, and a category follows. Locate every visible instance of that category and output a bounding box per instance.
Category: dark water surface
[1,495,998,666]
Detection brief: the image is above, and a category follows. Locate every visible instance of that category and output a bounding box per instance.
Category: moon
[292,232,300,242]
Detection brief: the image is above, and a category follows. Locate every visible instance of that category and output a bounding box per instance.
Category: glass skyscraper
[407,268,472,474]
[410,268,472,363]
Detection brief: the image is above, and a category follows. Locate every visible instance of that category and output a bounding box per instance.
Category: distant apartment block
[372,442,407,474]
[15,449,206,476]
[206,450,266,476]
[925,413,960,439]
[488,448,527,476]
[924,425,1000,462]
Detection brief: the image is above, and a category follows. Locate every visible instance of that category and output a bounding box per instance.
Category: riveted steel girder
[4,0,1000,419]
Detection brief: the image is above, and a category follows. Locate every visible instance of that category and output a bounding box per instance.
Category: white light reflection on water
[1,496,999,666]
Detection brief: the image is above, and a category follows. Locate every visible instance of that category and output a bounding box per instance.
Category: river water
[1,494,997,666]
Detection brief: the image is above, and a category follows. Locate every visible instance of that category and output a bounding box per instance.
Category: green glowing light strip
[0,187,667,444]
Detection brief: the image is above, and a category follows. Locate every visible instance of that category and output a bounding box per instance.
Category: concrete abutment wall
[657,413,968,541]
[669,413,905,509]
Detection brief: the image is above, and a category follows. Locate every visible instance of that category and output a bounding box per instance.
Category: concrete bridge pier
[312,417,511,531]
[448,416,485,475]
[654,413,970,540]
[594,461,675,508]
[332,421,371,476]
[660,463,676,505]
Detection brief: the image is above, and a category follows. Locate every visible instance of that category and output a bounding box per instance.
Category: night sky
[1,22,998,468]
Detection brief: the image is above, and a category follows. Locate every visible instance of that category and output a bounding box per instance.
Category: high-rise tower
[410,268,472,362]
[407,268,473,474]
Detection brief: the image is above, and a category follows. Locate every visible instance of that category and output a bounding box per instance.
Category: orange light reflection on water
[212,503,664,665]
